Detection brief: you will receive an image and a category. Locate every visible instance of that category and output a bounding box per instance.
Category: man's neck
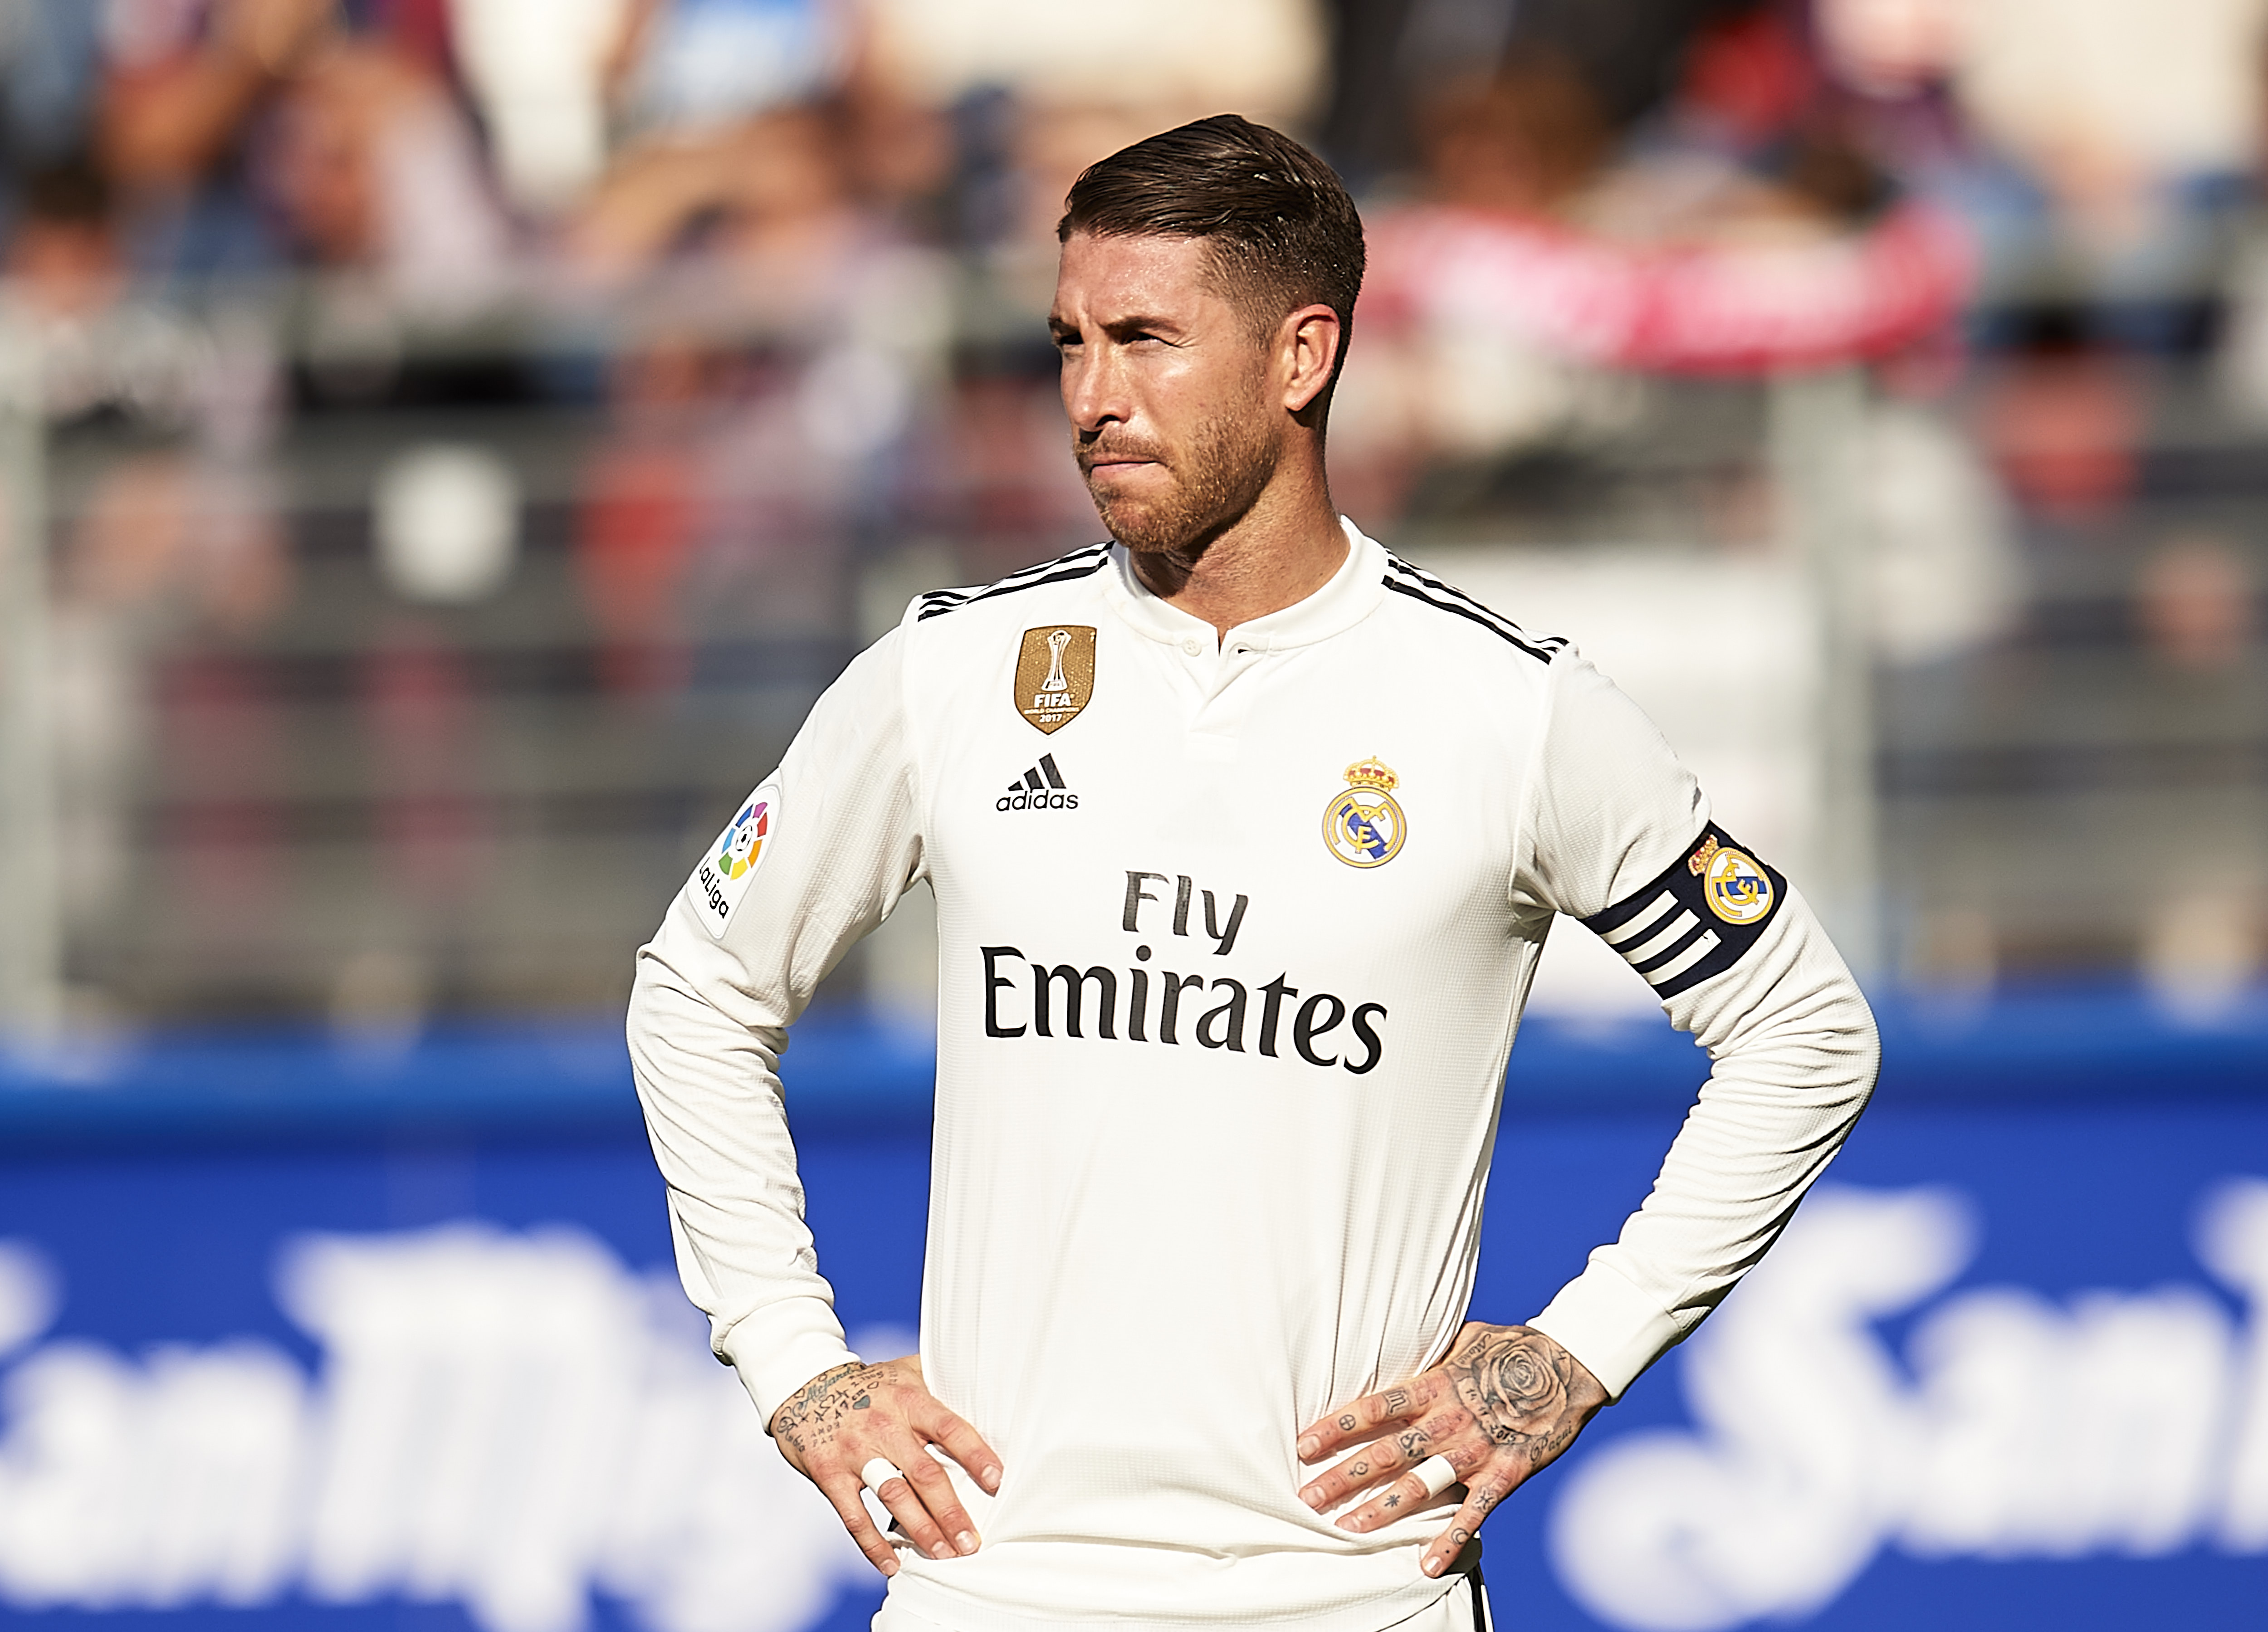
[1128,469,1348,643]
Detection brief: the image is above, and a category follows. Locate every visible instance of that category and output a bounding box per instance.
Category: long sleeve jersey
[626,521,1879,1632]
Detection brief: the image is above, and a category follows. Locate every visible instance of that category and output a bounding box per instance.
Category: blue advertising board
[0,995,2263,1631]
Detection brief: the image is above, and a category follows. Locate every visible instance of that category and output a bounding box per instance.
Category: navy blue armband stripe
[1579,824,1786,1000]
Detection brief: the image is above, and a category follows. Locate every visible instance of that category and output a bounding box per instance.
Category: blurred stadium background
[0,0,2265,1627]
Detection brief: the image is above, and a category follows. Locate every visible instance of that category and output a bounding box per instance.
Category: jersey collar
[1099,517,1387,654]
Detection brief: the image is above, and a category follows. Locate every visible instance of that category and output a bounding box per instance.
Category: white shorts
[875,1571,1491,1632]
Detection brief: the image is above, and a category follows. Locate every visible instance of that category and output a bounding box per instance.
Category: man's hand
[1295,1323,1608,1578]
[771,1355,1003,1578]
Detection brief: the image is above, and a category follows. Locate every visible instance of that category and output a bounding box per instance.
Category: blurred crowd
[19,0,2268,579]
[9,0,2268,1016]
[13,0,2268,567]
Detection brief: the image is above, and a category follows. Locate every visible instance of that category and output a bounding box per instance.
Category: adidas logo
[997,753,1079,812]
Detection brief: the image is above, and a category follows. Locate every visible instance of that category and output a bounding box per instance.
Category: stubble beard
[1079,408,1281,561]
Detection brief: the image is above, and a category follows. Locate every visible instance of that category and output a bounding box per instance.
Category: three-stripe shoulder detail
[915,542,1114,621]
[1379,556,1566,665]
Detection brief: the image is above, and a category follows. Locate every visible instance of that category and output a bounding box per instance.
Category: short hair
[1058,115,1365,371]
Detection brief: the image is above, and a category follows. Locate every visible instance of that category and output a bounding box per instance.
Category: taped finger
[1412,1454,1458,1499]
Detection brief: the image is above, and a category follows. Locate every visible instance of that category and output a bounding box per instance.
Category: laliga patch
[1015,625,1095,734]
[688,781,780,939]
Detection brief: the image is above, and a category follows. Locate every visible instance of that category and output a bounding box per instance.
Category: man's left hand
[1295,1322,1608,1578]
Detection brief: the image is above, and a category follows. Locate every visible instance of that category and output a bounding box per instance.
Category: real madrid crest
[1323,756,1407,868]
[1689,833,1774,924]
[1015,625,1096,734]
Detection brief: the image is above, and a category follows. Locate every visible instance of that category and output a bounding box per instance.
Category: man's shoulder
[1370,548,1570,671]
[902,542,1116,635]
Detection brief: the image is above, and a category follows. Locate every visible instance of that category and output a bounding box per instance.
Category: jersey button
[1181,638,1202,655]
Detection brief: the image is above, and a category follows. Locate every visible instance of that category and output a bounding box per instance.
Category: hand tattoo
[770,1360,886,1460]
[1447,1325,1599,1469]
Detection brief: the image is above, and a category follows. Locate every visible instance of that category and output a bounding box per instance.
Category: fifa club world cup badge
[1015,625,1096,734]
[1689,833,1774,924]
[1323,757,1407,868]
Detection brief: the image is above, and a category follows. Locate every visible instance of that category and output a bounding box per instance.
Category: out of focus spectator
[576,337,707,692]
[52,446,293,949]
[5,156,215,425]
[2138,531,2257,673]
[446,0,625,215]
[0,0,105,167]
[613,0,846,140]
[261,36,510,315]
[1974,331,2142,520]
[1818,0,2268,337]
[568,104,855,301]
[859,0,1325,269]
[2130,530,2268,1020]
[98,0,340,275]
[1341,41,1969,486]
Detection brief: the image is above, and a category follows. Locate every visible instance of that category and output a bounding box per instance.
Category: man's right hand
[770,1356,1003,1577]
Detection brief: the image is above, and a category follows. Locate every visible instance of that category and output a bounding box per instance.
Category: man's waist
[880,1531,1460,1632]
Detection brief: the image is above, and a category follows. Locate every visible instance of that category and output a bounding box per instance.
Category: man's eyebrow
[1101,312,1187,337]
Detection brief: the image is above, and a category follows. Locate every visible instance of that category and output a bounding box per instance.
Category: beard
[1076,407,1280,557]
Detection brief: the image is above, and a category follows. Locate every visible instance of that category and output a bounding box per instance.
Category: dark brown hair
[1058,114,1365,375]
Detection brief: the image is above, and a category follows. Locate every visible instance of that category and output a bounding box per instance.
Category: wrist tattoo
[1447,1325,1601,1469]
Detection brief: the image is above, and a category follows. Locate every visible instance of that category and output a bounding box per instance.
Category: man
[628,115,1877,1632]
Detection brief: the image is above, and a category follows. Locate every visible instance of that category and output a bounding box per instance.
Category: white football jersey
[628,521,1877,1632]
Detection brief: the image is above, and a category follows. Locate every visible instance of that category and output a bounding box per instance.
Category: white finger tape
[1412,1454,1459,1499]
[860,1457,903,1494]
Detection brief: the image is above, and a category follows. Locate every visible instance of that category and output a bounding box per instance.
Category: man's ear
[1279,304,1344,416]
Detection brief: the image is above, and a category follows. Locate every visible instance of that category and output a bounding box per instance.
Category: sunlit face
[1049,232,1281,555]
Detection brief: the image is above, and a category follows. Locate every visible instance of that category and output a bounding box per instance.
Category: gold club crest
[1015,625,1096,734]
[1691,834,1774,923]
[1323,756,1407,868]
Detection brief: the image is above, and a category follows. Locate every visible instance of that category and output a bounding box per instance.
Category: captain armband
[1580,825,1786,999]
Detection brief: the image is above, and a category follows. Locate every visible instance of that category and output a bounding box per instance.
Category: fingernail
[957,1531,978,1555]
[931,1542,956,1561]
[982,1465,1001,1492]
[1297,1437,1319,1459]
[1301,1488,1324,1510]
[1423,1555,1442,1577]
[881,1560,899,1578]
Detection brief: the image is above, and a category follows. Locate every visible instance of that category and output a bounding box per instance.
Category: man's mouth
[1078,443,1164,475]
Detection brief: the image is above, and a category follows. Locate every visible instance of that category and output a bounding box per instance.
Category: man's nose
[1064,346,1127,433]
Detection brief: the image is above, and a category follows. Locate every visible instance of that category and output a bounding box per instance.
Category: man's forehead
[1051,231,1231,322]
